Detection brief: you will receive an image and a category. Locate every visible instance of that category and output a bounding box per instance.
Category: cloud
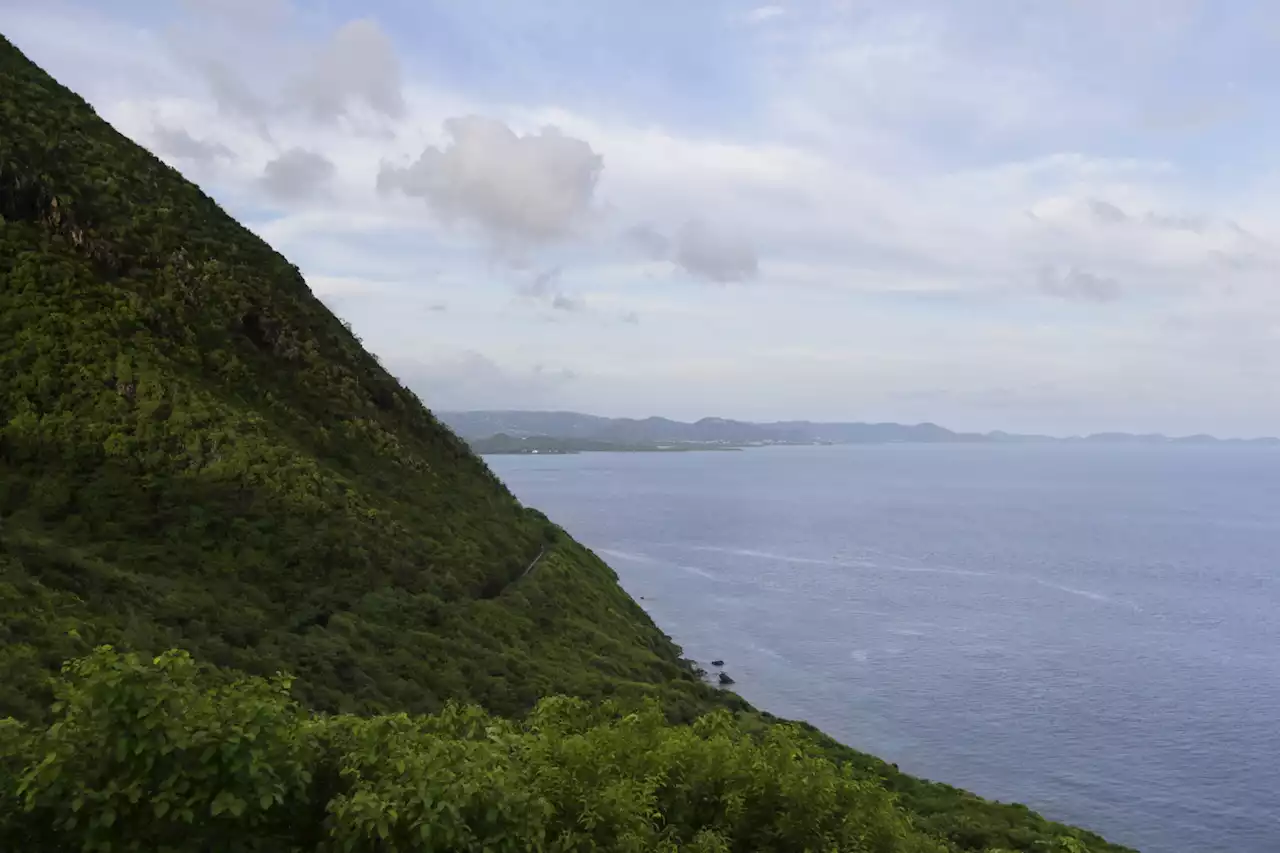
[377,116,603,246]
[1144,212,1208,233]
[393,351,576,411]
[620,310,641,325]
[260,148,336,200]
[1036,265,1122,303]
[181,0,293,30]
[1140,97,1245,133]
[746,6,787,25]
[1087,198,1211,233]
[1088,199,1128,224]
[179,15,401,131]
[150,126,234,162]
[291,19,404,121]
[198,58,270,129]
[522,266,562,298]
[1210,249,1271,272]
[674,218,759,283]
[551,293,584,312]
[622,223,671,260]
[518,267,584,312]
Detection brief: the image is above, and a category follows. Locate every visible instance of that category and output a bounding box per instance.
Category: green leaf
[210,791,232,817]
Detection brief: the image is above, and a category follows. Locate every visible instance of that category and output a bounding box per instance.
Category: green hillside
[0,34,1131,852]
[0,32,731,728]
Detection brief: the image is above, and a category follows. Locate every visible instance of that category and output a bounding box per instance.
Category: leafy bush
[3,647,945,852]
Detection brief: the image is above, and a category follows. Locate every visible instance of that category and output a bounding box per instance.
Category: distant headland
[439,410,1279,454]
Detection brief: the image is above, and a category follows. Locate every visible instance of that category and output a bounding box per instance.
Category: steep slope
[0,33,726,725]
[0,35,1134,853]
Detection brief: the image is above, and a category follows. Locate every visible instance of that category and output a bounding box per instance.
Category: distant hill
[468,433,742,455]
[441,410,1280,448]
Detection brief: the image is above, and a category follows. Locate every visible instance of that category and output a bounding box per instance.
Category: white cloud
[260,148,336,200]
[378,116,604,249]
[674,219,760,283]
[746,6,787,25]
[290,19,404,121]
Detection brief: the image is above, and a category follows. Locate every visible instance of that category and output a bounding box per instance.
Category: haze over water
[490,444,1280,853]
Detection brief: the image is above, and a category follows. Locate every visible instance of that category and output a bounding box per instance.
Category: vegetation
[0,31,725,727]
[0,33,1132,851]
[2,647,951,852]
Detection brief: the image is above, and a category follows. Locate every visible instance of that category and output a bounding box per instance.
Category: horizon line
[435,409,1280,444]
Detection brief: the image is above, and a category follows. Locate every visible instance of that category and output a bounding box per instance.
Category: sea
[487,444,1280,853]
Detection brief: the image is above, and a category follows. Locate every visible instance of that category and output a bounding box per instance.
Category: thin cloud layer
[181,0,293,30]
[518,267,586,313]
[674,219,759,283]
[1036,265,1121,303]
[523,267,563,299]
[622,223,671,260]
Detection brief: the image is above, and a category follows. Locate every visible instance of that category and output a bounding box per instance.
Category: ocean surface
[487,444,1280,853]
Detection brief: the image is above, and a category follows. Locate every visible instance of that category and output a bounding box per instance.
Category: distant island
[468,433,743,455]
[441,410,1280,453]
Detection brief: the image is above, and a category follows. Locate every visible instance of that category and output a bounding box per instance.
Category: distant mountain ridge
[440,410,1280,447]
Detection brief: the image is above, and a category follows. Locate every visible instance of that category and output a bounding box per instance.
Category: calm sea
[488,444,1280,853]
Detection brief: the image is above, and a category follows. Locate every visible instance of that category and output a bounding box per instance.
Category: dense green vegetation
[0,31,724,727]
[3,647,949,852]
[0,33,1132,851]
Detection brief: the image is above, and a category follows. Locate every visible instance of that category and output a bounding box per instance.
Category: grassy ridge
[0,33,1132,851]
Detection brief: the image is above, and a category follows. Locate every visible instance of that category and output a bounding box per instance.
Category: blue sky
[5,0,1280,435]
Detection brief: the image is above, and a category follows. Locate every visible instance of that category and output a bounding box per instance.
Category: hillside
[0,34,725,726]
[0,34,1131,852]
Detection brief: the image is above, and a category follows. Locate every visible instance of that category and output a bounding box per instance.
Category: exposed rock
[710,659,724,667]
[717,671,735,685]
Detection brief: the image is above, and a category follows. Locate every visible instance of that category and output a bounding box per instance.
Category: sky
[4,0,1280,436]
